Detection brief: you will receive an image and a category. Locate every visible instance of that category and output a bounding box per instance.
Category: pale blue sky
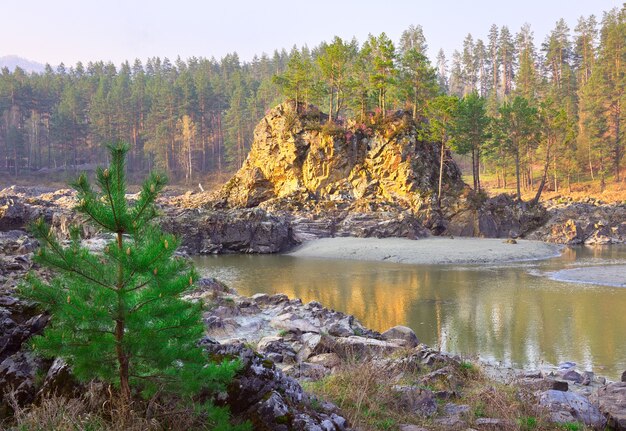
[2,0,622,66]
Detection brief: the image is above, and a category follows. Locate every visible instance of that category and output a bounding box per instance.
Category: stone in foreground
[539,389,606,430]
[590,382,626,430]
[381,325,420,348]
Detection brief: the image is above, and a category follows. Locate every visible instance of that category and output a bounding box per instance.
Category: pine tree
[487,24,500,98]
[435,49,449,93]
[453,92,490,191]
[316,36,354,121]
[496,96,539,200]
[20,144,242,428]
[426,95,459,204]
[514,24,538,101]
[461,34,478,95]
[363,33,397,117]
[398,46,438,119]
[499,26,516,99]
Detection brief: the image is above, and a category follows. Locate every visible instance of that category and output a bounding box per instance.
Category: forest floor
[4,170,626,204]
[478,174,626,204]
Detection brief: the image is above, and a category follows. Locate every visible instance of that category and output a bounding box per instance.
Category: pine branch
[39,250,115,292]
[102,174,121,231]
[125,279,151,293]
[121,245,169,290]
[79,203,115,232]
[131,194,154,226]
[154,322,199,333]
[128,295,162,314]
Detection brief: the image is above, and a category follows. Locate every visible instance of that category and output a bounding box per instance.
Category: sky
[2,0,622,67]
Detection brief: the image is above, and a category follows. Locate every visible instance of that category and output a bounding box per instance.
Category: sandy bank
[289,237,562,265]
[550,265,626,287]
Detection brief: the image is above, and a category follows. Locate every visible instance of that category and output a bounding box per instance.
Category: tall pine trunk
[515,146,521,200]
[115,232,131,402]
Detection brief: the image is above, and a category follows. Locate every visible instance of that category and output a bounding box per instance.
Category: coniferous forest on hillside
[0,6,624,193]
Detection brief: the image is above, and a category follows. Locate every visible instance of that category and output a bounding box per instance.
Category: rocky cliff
[211,101,466,234]
[206,101,551,240]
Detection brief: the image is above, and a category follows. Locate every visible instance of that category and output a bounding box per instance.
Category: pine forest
[0,7,624,194]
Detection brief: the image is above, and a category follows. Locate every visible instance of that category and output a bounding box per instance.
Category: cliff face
[213,101,466,229]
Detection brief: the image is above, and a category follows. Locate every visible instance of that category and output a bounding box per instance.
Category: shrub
[20,143,245,429]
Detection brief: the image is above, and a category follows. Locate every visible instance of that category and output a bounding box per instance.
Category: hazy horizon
[2,0,622,69]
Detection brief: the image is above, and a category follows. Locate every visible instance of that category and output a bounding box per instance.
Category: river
[193,245,626,380]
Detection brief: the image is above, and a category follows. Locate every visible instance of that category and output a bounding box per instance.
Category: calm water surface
[193,245,626,380]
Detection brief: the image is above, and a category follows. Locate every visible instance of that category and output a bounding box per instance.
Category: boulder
[0,351,43,417]
[561,369,583,383]
[331,336,402,359]
[528,200,626,244]
[308,353,341,369]
[257,336,297,364]
[475,418,516,429]
[270,313,320,333]
[398,426,429,431]
[296,332,323,362]
[381,325,419,348]
[538,389,607,430]
[161,207,296,254]
[516,377,568,392]
[283,362,330,381]
[327,318,354,337]
[0,197,41,230]
[391,386,437,417]
[447,193,547,239]
[203,343,348,430]
[590,382,626,430]
[37,358,81,399]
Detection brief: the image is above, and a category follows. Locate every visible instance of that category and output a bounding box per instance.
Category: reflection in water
[193,245,626,379]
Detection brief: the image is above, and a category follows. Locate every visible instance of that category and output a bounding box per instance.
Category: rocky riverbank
[528,197,626,245]
[2,184,626,260]
[196,278,626,430]
[2,226,625,430]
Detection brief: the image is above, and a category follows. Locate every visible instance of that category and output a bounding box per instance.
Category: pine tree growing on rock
[20,143,242,428]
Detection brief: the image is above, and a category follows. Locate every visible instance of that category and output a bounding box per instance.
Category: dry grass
[2,383,218,431]
[303,356,593,431]
[304,360,415,430]
[474,172,626,204]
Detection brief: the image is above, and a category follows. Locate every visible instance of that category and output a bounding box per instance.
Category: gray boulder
[0,351,42,418]
[308,353,341,369]
[590,382,626,430]
[327,317,354,337]
[398,426,429,431]
[539,389,607,430]
[161,207,296,254]
[331,336,401,359]
[561,369,583,383]
[271,313,320,333]
[381,325,419,348]
[37,358,80,399]
[391,386,437,417]
[203,343,349,430]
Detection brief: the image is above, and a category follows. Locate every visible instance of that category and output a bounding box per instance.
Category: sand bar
[289,237,562,265]
[550,265,626,287]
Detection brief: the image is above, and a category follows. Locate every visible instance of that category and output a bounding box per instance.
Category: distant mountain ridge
[0,55,46,73]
